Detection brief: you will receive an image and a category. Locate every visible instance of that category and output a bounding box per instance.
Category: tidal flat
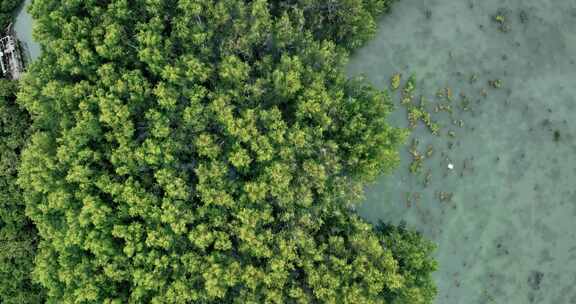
[347,0,576,303]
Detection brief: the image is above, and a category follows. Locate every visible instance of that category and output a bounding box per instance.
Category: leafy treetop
[0,79,44,304]
[16,0,435,303]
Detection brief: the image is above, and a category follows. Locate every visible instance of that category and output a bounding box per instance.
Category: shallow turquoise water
[13,0,40,62]
[347,0,576,303]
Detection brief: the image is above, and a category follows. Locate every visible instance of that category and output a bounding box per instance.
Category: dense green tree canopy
[15,0,436,303]
[375,222,437,303]
[269,0,396,51]
[0,0,22,29]
[0,79,44,304]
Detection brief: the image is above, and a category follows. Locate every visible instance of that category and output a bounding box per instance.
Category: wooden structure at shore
[0,24,24,80]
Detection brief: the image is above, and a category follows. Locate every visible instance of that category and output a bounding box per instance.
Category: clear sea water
[347,0,576,303]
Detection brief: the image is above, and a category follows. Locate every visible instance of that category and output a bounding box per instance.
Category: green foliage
[488,79,502,89]
[400,76,439,135]
[0,3,40,303]
[376,222,438,303]
[408,139,423,175]
[0,79,44,304]
[269,0,396,51]
[390,73,401,91]
[14,0,436,303]
[0,0,22,29]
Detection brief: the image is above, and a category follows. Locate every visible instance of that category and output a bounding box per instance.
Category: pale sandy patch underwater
[347,0,576,303]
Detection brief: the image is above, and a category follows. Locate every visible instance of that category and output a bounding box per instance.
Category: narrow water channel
[13,0,40,62]
[347,0,576,303]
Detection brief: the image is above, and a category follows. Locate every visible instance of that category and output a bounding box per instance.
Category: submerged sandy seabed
[347,0,576,303]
